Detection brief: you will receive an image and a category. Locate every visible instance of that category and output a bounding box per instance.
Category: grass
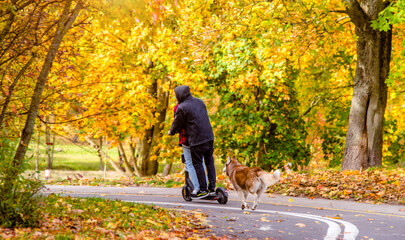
[0,194,213,239]
[26,142,119,171]
[25,141,223,175]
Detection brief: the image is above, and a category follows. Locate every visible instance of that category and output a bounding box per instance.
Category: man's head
[174,85,191,103]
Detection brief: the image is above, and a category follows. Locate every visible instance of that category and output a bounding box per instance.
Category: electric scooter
[181,154,228,204]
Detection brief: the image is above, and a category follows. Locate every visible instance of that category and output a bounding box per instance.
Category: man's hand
[168,130,171,135]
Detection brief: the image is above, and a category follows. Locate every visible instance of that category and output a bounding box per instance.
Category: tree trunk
[342,0,391,170]
[12,0,82,172]
[45,116,55,169]
[129,139,142,176]
[99,137,104,170]
[139,77,169,176]
[85,136,126,175]
[162,163,172,176]
[94,138,105,170]
[118,142,135,177]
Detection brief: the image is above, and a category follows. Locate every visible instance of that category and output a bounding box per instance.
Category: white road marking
[325,217,359,240]
[128,200,359,240]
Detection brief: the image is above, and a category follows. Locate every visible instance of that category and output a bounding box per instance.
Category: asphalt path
[43,185,405,240]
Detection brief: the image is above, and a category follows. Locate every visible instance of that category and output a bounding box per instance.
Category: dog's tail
[261,169,281,186]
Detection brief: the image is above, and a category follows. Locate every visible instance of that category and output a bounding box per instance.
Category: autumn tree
[0,0,84,227]
[12,0,83,174]
[182,0,404,170]
[375,0,405,166]
[50,0,198,176]
[170,0,357,169]
[341,0,393,170]
[0,0,39,131]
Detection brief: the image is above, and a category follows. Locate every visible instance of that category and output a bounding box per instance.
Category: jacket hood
[174,85,191,103]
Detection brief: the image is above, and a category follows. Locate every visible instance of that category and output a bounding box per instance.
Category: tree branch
[0,53,36,126]
[343,0,371,31]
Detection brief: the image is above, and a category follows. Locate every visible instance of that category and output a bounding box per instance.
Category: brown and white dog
[223,157,280,210]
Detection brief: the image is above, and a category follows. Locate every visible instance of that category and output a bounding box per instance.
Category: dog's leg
[252,193,258,210]
[236,190,248,210]
[243,191,249,209]
[252,185,267,210]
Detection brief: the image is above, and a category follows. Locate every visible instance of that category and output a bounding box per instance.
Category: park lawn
[0,194,214,239]
[25,142,185,173]
[26,143,119,171]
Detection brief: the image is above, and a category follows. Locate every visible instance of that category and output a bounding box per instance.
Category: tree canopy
[1,0,405,175]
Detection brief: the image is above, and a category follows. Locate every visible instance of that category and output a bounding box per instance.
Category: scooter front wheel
[182,185,192,202]
[216,187,228,204]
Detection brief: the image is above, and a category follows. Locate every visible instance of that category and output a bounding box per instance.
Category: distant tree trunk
[118,142,135,177]
[45,116,55,169]
[342,0,391,170]
[10,0,83,178]
[99,137,104,170]
[139,76,169,176]
[162,163,172,176]
[85,136,127,175]
[129,139,142,176]
[35,126,41,177]
[92,137,105,171]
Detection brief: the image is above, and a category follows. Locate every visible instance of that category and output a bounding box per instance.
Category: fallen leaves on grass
[45,168,405,205]
[47,174,184,188]
[268,168,405,205]
[0,194,218,239]
[46,173,229,190]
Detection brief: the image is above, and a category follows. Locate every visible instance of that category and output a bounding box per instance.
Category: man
[173,103,207,196]
[169,85,216,197]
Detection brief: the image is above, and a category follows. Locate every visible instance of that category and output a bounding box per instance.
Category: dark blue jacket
[169,85,214,147]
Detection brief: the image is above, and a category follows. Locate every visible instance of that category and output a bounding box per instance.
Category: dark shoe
[195,190,208,198]
[208,188,216,196]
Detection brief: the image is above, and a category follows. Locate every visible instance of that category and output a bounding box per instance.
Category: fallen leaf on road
[295,223,306,228]
[260,217,272,222]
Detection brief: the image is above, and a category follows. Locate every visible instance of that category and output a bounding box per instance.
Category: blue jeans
[183,145,206,191]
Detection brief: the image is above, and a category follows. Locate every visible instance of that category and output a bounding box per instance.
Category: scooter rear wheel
[182,185,192,201]
[216,187,228,204]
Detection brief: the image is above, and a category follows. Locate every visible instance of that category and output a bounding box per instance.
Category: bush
[0,138,44,228]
